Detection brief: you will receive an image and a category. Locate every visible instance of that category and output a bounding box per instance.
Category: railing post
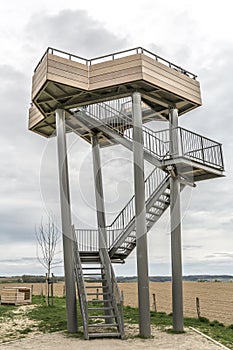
[132,91,151,338]
[201,136,205,164]
[179,128,184,157]
[56,109,77,333]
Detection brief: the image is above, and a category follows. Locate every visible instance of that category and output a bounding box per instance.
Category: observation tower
[29,47,224,339]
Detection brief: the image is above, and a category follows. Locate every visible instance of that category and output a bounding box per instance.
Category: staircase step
[89,332,121,338]
[88,307,114,311]
[146,217,156,222]
[88,323,118,328]
[87,292,110,296]
[158,198,169,204]
[89,315,115,319]
[84,279,106,282]
[82,267,103,270]
[152,204,165,210]
[117,246,133,251]
[86,285,106,289]
[89,299,112,303]
[148,209,160,214]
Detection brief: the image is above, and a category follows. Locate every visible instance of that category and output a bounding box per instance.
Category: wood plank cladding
[28,105,44,129]
[89,54,143,89]
[47,54,88,90]
[141,55,201,105]
[32,52,201,106]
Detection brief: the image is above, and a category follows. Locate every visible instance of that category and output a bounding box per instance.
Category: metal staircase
[76,167,171,261]
[66,97,224,174]
[73,234,124,339]
[70,97,224,339]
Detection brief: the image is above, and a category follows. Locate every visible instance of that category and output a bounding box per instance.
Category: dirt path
[0,325,227,350]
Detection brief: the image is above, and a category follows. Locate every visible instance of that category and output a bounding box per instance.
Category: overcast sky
[0,0,233,277]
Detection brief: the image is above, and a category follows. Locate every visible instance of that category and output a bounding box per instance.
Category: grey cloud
[205,252,233,259]
[0,257,38,264]
[26,9,129,58]
[183,244,202,250]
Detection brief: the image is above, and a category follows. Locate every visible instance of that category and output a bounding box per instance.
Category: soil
[0,325,226,350]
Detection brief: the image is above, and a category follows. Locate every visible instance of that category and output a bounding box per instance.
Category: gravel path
[0,325,228,350]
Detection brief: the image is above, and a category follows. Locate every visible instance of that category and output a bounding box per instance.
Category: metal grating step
[88,323,118,328]
[89,315,116,319]
[84,279,106,282]
[148,209,160,215]
[146,217,156,222]
[89,299,112,303]
[87,292,110,296]
[82,267,103,270]
[88,307,114,311]
[89,332,121,338]
[152,204,165,210]
[86,285,107,289]
[157,198,169,204]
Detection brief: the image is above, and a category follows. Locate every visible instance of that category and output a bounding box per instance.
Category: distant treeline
[1,274,233,283]
[0,275,65,283]
[117,275,233,283]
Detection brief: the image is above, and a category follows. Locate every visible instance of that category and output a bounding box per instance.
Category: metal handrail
[108,167,166,229]
[179,127,224,170]
[75,229,99,251]
[81,99,224,170]
[72,229,89,339]
[81,99,170,160]
[99,249,124,337]
[34,46,197,79]
[75,168,168,251]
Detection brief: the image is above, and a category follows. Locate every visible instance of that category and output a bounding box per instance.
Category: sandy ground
[0,325,228,350]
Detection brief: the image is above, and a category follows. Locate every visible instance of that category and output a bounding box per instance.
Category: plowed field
[1,282,232,325]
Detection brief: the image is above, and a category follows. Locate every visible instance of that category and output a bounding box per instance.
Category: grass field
[1,281,233,326]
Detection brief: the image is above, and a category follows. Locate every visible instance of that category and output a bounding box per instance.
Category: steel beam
[132,91,151,338]
[56,109,77,333]
[91,133,107,249]
[169,108,184,332]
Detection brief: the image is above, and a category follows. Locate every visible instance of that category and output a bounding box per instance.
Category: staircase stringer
[73,241,89,339]
[99,249,125,338]
[67,110,162,168]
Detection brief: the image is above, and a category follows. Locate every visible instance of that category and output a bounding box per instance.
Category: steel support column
[56,109,77,333]
[132,92,151,338]
[169,108,184,332]
[91,133,107,249]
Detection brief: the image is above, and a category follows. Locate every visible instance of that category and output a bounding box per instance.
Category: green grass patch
[0,304,17,319]
[28,296,73,333]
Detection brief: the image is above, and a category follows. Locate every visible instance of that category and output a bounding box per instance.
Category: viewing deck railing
[179,127,224,170]
[34,46,197,79]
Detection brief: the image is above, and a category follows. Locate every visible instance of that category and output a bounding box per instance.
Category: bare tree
[35,215,61,306]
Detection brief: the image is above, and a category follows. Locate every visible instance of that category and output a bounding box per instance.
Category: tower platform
[29,47,202,138]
